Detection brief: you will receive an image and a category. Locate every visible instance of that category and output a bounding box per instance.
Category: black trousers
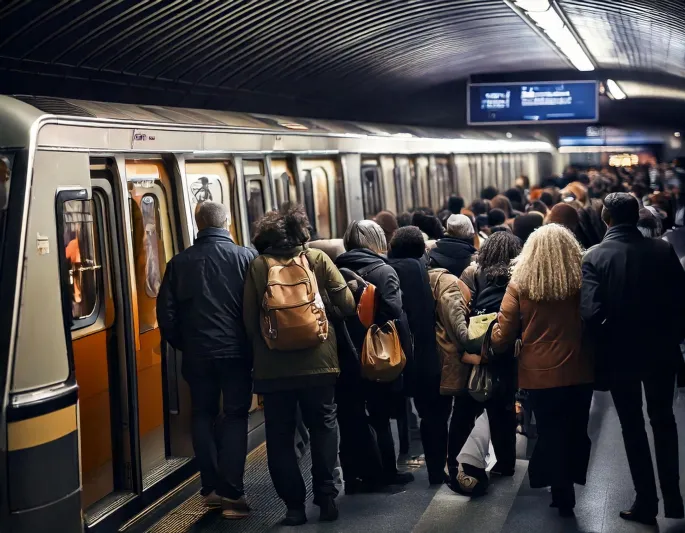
[413,374,453,481]
[528,384,593,503]
[611,373,682,512]
[364,381,399,477]
[263,386,339,510]
[336,379,384,484]
[182,357,252,500]
[448,390,517,476]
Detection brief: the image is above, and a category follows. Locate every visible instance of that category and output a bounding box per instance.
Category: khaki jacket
[491,283,593,390]
[243,246,355,392]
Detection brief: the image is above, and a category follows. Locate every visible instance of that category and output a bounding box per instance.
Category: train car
[0,95,556,533]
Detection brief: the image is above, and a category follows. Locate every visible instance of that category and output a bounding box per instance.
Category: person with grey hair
[334,220,416,491]
[428,214,477,277]
[157,200,256,519]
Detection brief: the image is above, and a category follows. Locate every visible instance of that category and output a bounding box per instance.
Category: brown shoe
[221,496,250,519]
[202,491,222,509]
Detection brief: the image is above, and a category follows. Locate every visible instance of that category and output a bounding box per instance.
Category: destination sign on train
[468,81,598,125]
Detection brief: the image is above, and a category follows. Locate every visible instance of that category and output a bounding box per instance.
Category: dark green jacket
[243,246,355,392]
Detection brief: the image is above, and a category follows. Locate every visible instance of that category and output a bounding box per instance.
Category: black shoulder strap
[357,261,385,279]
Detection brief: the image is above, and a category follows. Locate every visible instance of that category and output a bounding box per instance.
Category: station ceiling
[0,0,684,129]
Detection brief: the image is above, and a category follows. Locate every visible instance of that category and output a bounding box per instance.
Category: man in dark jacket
[157,201,256,518]
[581,193,685,525]
[429,214,477,277]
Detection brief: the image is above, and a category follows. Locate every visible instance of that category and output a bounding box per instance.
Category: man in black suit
[581,192,685,525]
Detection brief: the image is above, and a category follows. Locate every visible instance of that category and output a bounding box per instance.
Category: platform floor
[146,391,685,533]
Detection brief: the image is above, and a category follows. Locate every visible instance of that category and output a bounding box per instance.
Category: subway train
[0,95,556,533]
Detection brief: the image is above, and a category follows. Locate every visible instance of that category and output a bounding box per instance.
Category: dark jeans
[611,373,682,512]
[528,384,593,499]
[364,381,398,477]
[336,379,384,484]
[448,390,517,476]
[182,357,252,500]
[263,386,339,510]
[413,374,453,481]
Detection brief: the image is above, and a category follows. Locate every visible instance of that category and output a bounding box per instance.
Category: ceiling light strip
[504,0,595,72]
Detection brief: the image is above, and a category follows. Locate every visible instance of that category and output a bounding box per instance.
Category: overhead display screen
[468,81,598,125]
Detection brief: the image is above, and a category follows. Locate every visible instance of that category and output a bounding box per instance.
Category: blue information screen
[468,81,598,124]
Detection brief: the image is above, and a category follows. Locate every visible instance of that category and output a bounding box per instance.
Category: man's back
[157,227,256,358]
[582,224,685,378]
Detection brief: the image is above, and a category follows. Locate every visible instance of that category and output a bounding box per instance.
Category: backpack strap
[357,261,385,279]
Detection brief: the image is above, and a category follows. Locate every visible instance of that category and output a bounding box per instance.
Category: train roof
[2,95,554,149]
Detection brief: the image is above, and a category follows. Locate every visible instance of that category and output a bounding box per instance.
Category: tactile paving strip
[146,444,313,533]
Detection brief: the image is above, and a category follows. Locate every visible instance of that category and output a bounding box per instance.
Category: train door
[395,156,416,212]
[299,158,346,238]
[414,156,430,208]
[360,159,383,219]
[240,158,270,242]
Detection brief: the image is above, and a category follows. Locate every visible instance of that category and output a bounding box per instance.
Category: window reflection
[62,200,101,322]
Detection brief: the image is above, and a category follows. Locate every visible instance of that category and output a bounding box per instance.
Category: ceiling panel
[560,0,685,77]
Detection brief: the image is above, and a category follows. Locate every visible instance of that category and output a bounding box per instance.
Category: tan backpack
[260,252,328,351]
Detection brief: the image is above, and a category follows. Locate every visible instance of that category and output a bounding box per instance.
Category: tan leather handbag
[360,320,406,382]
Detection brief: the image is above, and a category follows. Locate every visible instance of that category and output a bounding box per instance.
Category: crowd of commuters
[157,160,685,527]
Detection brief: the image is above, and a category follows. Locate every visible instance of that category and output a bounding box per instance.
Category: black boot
[619,502,657,526]
[318,497,339,522]
[664,496,685,520]
[281,508,307,526]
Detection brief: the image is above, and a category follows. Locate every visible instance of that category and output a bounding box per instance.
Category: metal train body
[0,95,556,533]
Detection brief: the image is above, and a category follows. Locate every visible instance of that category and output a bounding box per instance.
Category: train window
[140,195,162,298]
[302,167,331,239]
[0,154,11,275]
[334,166,348,236]
[393,167,405,213]
[246,179,265,238]
[62,199,102,325]
[361,165,383,218]
[436,160,452,208]
[270,159,298,211]
[186,162,241,244]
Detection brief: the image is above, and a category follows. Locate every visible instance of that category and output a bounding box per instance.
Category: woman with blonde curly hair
[491,224,594,517]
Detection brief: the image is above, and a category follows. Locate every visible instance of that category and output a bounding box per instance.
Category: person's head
[470,199,489,216]
[446,214,475,241]
[539,191,555,208]
[253,203,310,253]
[491,194,514,218]
[480,185,499,200]
[343,220,387,254]
[504,188,524,212]
[602,192,639,227]
[562,182,588,206]
[637,207,663,238]
[490,224,513,235]
[477,231,522,281]
[515,175,530,190]
[513,213,543,244]
[546,203,580,233]
[526,200,548,217]
[195,201,229,231]
[447,195,465,214]
[396,211,412,228]
[437,209,452,228]
[511,224,583,302]
[487,208,506,228]
[388,226,426,259]
[374,210,399,244]
[412,211,444,240]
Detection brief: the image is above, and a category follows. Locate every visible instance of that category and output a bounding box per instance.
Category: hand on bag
[462,352,482,365]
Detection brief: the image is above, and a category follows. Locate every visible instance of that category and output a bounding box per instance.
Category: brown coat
[491,283,593,390]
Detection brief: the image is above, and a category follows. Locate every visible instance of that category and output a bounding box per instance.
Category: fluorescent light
[606,79,626,100]
[510,0,594,72]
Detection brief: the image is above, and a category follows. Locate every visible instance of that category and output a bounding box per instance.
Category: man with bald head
[158,201,256,518]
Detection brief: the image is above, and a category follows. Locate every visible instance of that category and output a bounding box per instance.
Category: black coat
[334,249,412,387]
[428,237,476,278]
[157,228,257,359]
[581,224,685,385]
[387,256,440,379]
